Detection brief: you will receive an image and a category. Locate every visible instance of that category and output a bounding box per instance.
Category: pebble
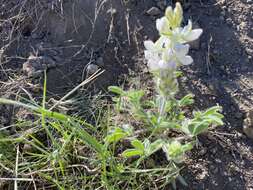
[199,147,207,156]
[23,144,33,152]
[235,112,243,119]
[146,7,161,16]
[86,64,99,76]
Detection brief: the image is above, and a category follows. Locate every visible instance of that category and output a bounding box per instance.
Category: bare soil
[0,0,253,189]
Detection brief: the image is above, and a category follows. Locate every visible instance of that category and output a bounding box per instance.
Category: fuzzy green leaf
[131,140,144,151]
[179,94,194,107]
[122,149,144,158]
[108,86,125,95]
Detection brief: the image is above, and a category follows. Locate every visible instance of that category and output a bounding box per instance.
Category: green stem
[157,95,166,124]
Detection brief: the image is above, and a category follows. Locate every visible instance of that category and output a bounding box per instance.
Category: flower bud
[174,2,183,27]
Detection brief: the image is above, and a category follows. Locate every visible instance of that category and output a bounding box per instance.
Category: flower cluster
[144,3,202,96]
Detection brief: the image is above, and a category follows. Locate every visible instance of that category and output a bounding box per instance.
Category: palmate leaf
[184,106,224,136]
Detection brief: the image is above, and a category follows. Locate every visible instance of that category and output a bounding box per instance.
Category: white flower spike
[144,2,202,74]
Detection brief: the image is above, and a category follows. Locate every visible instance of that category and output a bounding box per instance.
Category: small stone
[23,54,57,78]
[199,147,207,156]
[23,144,33,152]
[86,64,99,76]
[235,112,243,119]
[243,110,253,140]
[146,7,161,16]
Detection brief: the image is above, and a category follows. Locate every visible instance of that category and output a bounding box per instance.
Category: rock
[146,7,161,16]
[23,143,33,152]
[86,64,99,76]
[235,112,243,119]
[23,54,57,78]
[243,110,253,139]
[199,147,207,156]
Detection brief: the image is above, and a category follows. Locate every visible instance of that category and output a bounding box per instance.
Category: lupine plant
[0,3,224,189]
[108,2,224,187]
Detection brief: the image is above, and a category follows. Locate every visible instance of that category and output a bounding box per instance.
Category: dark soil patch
[0,0,253,189]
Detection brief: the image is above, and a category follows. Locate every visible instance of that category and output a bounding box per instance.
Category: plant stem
[158,95,166,124]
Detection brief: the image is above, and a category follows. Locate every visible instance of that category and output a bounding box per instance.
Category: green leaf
[122,149,144,158]
[127,90,145,104]
[182,142,194,152]
[146,139,164,156]
[179,94,194,107]
[108,86,125,95]
[159,122,180,130]
[206,115,223,126]
[131,140,144,151]
[203,106,222,116]
[190,121,209,136]
[105,130,128,144]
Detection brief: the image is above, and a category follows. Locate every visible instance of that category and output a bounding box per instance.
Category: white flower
[144,39,177,71]
[144,39,193,71]
[162,43,193,66]
[149,59,176,71]
[156,17,171,35]
[180,20,203,42]
[170,20,203,43]
[173,43,193,65]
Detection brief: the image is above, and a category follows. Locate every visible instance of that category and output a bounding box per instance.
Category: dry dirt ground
[0,0,253,189]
